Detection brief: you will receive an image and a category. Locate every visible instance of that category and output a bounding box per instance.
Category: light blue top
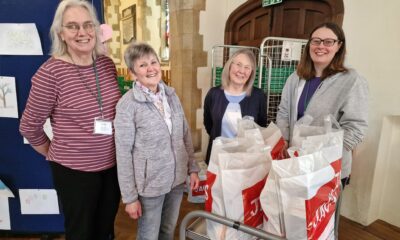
[221,91,246,138]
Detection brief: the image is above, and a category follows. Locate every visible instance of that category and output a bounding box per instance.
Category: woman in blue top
[203,49,267,164]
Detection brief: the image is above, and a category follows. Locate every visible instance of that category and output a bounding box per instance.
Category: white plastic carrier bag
[261,115,343,240]
[187,161,208,203]
[204,137,238,240]
[205,118,274,240]
[218,145,271,240]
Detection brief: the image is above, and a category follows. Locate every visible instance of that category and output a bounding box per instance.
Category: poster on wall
[0,23,43,55]
[19,189,60,215]
[0,76,18,118]
[122,5,136,44]
[0,179,14,230]
[0,197,11,230]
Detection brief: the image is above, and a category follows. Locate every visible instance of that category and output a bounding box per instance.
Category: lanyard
[92,60,104,118]
[68,54,104,118]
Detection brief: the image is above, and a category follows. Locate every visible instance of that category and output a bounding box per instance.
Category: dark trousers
[50,162,121,240]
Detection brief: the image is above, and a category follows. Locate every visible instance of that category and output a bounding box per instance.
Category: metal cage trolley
[180,210,285,240]
[258,37,308,123]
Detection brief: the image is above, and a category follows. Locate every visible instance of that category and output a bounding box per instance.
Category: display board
[0,0,104,233]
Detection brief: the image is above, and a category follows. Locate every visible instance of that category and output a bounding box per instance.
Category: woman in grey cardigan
[114,42,199,240]
[276,22,368,187]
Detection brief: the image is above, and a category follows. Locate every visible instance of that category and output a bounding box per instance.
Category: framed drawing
[122,5,136,44]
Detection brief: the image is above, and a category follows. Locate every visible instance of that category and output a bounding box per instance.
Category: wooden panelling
[225,0,344,46]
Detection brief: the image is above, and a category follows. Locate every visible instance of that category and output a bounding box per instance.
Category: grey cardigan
[114,82,199,204]
[276,69,368,178]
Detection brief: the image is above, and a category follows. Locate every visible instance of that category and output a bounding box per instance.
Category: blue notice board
[0,0,104,233]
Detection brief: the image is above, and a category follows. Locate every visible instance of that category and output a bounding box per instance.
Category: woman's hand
[279,140,290,159]
[125,200,142,219]
[32,140,50,158]
[190,172,200,190]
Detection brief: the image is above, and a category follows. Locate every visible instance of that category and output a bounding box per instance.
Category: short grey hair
[221,48,256,96]
[49,0,102,57]
[124,41,159,73]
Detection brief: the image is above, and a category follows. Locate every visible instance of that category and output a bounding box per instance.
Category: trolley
[179,210,285,240]
[259,37,308,123]
[185,39,343,240]
[179,184,343,240]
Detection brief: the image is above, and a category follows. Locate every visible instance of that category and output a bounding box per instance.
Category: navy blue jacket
[203,86,267,163]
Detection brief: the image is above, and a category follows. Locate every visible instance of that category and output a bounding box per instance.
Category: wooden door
[225,0,344,47]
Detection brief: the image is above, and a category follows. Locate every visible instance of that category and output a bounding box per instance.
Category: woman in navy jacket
[203,49,267,164]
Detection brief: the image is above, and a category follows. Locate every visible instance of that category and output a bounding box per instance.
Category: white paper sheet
[23,118,53,144]
[0,76,18,118]
[0,23,43,55]
[0,179,14,198]
[19,189,59,214]
[281,41,303,61]
[0,197,11,230]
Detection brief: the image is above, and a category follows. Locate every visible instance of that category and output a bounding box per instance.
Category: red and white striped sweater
[20,56,121,172]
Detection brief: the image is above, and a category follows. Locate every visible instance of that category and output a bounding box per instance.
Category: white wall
[198,0,400,226]
[342,0,400,226]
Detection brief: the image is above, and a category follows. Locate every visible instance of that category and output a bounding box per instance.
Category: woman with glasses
[276,22,369,187]
[203,49,267,164]
[20,0,121,239]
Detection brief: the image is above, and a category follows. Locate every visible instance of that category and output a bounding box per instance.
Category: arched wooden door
[225,0,344,47]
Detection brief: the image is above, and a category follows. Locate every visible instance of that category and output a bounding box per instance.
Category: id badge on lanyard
[94,117,113,135]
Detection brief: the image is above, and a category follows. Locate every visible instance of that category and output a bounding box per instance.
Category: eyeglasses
[62,22,95,34]
[309,38,340,47]
[232,61,252,72]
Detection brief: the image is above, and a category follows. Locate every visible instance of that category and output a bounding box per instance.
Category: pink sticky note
[99,24,113,43]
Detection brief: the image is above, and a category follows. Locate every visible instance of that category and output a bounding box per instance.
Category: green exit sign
[262,0,283,7]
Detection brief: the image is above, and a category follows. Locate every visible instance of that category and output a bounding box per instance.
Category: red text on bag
[204,171,216,212]
[242,178,267,227]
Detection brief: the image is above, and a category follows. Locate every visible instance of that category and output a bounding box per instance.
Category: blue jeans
[137,184,185,240]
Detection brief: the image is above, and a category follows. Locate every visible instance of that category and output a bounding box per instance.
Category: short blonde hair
[49,0,102,57]
[221,48,256,96]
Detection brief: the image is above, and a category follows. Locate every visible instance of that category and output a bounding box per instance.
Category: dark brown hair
[297,22,348,80]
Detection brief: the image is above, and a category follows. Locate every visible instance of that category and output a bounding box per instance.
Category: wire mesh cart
[179,210,285,240]
[179,184,343,240]
[211,45,262,88]
[258,37,308,123]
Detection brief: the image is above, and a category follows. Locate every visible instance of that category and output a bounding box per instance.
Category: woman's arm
[114,94,139,204]
[276,74,296,142]
[203,89,213,135]
[20,65,57,155]
[256,88,267,127]
[339,74,369,151]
